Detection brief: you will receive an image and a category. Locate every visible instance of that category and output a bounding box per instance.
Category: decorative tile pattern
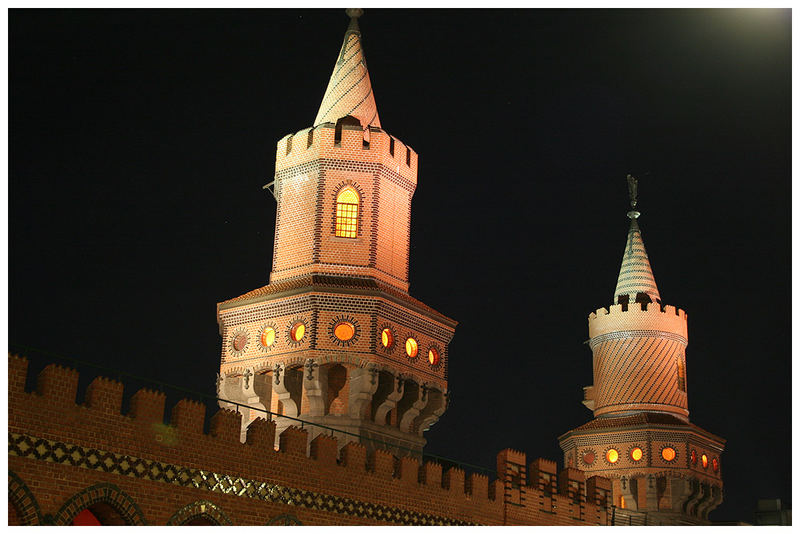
[9,432,477,526]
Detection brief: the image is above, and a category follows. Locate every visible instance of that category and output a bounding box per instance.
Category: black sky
[9,9,791,523]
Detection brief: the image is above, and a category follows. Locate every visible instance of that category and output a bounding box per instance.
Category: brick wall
[8,354,609,525]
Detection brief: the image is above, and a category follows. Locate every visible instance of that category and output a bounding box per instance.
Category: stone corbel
[645,474,658,512]
[272,362,298,417]
[414,386,447,436]
[348,364,379,419]
[683,478,703,517]
[303,358,324,416]
[399,383,430,433]
[374,374,405,425]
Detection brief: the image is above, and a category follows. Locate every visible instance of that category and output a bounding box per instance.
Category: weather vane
[626,174,640,219]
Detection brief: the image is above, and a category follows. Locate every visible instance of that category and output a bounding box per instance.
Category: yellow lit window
[334,322,355,341]
[428,347,440,366]
[662,447,676,462]
[381,328,393,348]
[335,187,359,238]
[630,447,643,462]
[606,449,619,463]
[261,327,276,347]
[405,337,418,358]
[291,323,305,342]
[701,454,708,469]
[620,496,626,509]
[677,357,686,392]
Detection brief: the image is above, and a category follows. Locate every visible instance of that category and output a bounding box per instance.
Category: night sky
[9,9,790,523]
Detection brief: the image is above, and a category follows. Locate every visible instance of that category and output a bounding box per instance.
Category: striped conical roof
[614,216,661,304]
[314,10,381,129]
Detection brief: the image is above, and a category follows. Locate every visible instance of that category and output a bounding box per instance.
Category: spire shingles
[614,216,661,305]
[314,9,381,129]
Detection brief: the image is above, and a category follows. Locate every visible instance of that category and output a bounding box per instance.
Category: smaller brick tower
[215,10,455,458]
[559,176,725,525]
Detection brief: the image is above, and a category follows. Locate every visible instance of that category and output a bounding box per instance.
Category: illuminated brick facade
[559,186,725,524]
[215,10,453,456]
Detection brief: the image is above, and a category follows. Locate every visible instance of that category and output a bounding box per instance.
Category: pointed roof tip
[345,8,363,32]
[314,9,380,129]
[614,176,661,305]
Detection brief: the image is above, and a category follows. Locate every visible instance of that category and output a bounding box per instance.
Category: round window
[583,451,595,465]
[232,333,247,352]
[662,447,676,462]
[334,321,355,341]
[691,449,697,465]
[290,322,306,342]
[606,449,619,463]
[381,328,394,348]
[261,327,276,347]
[405,337,418,358]
[701,454,708,469]
[428,347,440,366]
[712,458,719,472]
[630,447,643,462]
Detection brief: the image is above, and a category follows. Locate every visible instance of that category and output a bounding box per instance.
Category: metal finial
[626,174,640,219]
[346,8,364,18]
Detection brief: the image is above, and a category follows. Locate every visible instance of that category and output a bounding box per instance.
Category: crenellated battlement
[588,302,688,341]
[8,354,612,525]
[274,119,418,184]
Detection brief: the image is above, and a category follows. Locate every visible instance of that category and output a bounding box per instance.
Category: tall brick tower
[215,9,455,457]
[559,177,725,525]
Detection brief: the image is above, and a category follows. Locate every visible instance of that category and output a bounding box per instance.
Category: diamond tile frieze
[8,432,476,525]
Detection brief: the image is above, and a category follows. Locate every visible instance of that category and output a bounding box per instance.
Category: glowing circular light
[712,458,719,472]
[405,337,418,358]
[428,347,440,366]
[630,447,643,462]
[691,450,697,465]
[606,449,619,463]
[334,322,355,341]
[291,323,306,342]
[583,452,595,465]
[261,327,276,347]
[662,447,676,462]
[701,454,708,469]
[381,328,394,348]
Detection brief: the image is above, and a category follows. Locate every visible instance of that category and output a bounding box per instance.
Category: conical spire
[614,176,661,305]
[314,9,381,129]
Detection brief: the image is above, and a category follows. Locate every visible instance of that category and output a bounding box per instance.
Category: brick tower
[558,177,725,525]
[215,9,455,457]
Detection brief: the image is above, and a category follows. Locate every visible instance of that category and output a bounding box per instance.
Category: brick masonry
[8,354,611,525]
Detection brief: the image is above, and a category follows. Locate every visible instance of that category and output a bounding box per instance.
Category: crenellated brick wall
[8,354,610,525]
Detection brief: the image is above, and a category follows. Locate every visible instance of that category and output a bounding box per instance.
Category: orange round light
[701,454,708,469]
[712,458,719,472]
[606,449,619,463]
[428,347,440,366]
[290,323,305,342]
[261,327,276,347]
[662,447,676,462]
[630,447,643,462]
[381,328,393,348]
[405,337,418,358]
[334,322,355,341]
[691,450,697,465]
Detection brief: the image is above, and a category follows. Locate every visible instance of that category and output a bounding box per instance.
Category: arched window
[335,187,359,238]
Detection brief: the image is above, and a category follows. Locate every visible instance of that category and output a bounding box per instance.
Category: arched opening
[9,499,21,526]
[335,186,359,238]
[183,515,218,525]
[325,364,347,415]
[72,502,127,526]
